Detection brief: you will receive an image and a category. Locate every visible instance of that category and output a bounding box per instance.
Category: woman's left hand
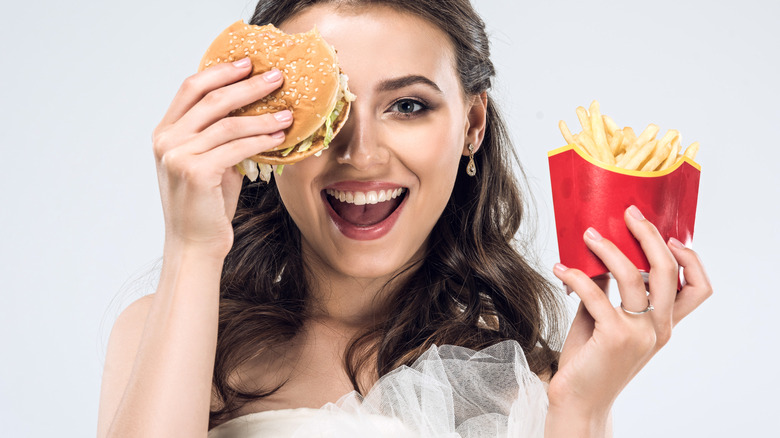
[546,205,712,427]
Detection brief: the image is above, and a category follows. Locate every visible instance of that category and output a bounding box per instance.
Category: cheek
[390,117,465,186]
[274,162,321,228]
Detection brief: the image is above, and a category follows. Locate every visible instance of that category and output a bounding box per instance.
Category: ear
[462,92,488,156]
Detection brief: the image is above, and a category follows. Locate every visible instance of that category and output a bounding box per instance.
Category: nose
[332,104,390,170]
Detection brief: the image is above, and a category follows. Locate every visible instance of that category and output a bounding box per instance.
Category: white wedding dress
[207,341,549,438]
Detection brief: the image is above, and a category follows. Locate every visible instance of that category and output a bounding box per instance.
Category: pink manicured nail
[273,110,292,122]
[232,57,251,68]
[585,227,603,241]
[270,130,285,139]
[262,68,282,82]
[554,263,569,273]
[628,205,645,221]
[669,237,685,249]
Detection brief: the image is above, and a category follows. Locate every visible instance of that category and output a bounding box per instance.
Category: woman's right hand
[152,58,292,257]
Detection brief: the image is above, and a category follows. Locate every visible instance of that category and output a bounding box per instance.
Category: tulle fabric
[208,340,548,438]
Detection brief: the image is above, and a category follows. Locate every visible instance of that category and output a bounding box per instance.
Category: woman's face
[276,5,485,282]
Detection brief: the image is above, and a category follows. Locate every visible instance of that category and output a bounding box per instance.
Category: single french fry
[641,140,672,171]
[619,139,657,170]
[603,115,619,137]
[660,138,682,170]
[559,120,577,145]
[633,124,660,150]
[574,133,602,161]
[588,100,613,164]
[576,106,592,137]
[683,141,700,161]
[622,127,637,149]
[656,129,680,155]
[608,129,624,155]
[618,124,658,168]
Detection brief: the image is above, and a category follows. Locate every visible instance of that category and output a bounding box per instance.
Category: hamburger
[198,20,356,181]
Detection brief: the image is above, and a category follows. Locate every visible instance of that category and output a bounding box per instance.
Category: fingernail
[232,57,251,68]
[554,263,569,273]
[669,237,685,249]
[628,205,645,221]
[270,130,285,139]
[262,68,282,82]
[585,227,603,241]
[273,110,292,122]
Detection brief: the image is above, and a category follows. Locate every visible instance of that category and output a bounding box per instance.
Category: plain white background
[1,0,778,436]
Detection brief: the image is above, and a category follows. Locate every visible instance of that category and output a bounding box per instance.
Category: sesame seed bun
[198,20,352,165]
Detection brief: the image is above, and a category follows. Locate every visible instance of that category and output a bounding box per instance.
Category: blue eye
[390,98,428,116]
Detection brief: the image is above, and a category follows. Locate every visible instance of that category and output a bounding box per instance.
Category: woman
[97,0,712,436]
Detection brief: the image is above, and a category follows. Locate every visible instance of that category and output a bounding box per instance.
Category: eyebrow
[376,75,443,94]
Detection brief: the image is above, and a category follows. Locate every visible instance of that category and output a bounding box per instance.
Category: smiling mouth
[325,188,407,226]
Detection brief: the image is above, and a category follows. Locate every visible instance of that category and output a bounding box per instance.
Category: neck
[301,248,422,328]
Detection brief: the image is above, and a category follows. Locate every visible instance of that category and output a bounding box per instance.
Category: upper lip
[323,180,408,192]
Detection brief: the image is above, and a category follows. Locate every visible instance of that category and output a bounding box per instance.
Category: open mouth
[324,187,407,227]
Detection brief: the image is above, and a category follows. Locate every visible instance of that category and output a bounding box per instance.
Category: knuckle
[656,325,672,347]
[625,271,645,291]
[182,162,202,182]
[180,74,201,94]
[641,329,658,351]
[656,259,679,278]
[202,88,227,107]
[152,131,172,158]
[218,117,242,136]
[159,149,181,170]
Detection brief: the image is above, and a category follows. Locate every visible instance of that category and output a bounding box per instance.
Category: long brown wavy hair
[210,0,566,428]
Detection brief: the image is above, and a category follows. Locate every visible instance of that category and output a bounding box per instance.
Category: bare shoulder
[97,294,156,437]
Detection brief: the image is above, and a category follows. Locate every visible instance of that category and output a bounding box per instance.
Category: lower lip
[321,191,408,241]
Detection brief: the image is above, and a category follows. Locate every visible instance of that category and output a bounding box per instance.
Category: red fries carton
[548,144,701,281]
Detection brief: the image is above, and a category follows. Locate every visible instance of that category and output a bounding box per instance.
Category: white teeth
[326,188,405,205]
[354,192,366,205]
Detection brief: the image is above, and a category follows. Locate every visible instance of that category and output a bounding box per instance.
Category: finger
[222,165,244,220]
[157,58,255,132]
[204,131,287,170]
[582,227,649,314]
[553,264,616,323]
[175,68,285,135]
[667,238,713,325]
[562,301,596,355]
[180,110,293,156]
[623,206,679,317]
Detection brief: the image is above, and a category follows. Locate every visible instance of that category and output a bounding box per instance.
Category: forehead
[279,4,459,95]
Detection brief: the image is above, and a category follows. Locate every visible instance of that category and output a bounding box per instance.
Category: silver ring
[620,301,654,315]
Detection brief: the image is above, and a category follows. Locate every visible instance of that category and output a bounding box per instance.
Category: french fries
[559,100,700,171]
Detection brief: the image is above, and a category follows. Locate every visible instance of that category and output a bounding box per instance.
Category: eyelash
[387,97,431,119]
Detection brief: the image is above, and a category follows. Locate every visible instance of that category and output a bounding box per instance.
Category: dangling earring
[466,143,477,177]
